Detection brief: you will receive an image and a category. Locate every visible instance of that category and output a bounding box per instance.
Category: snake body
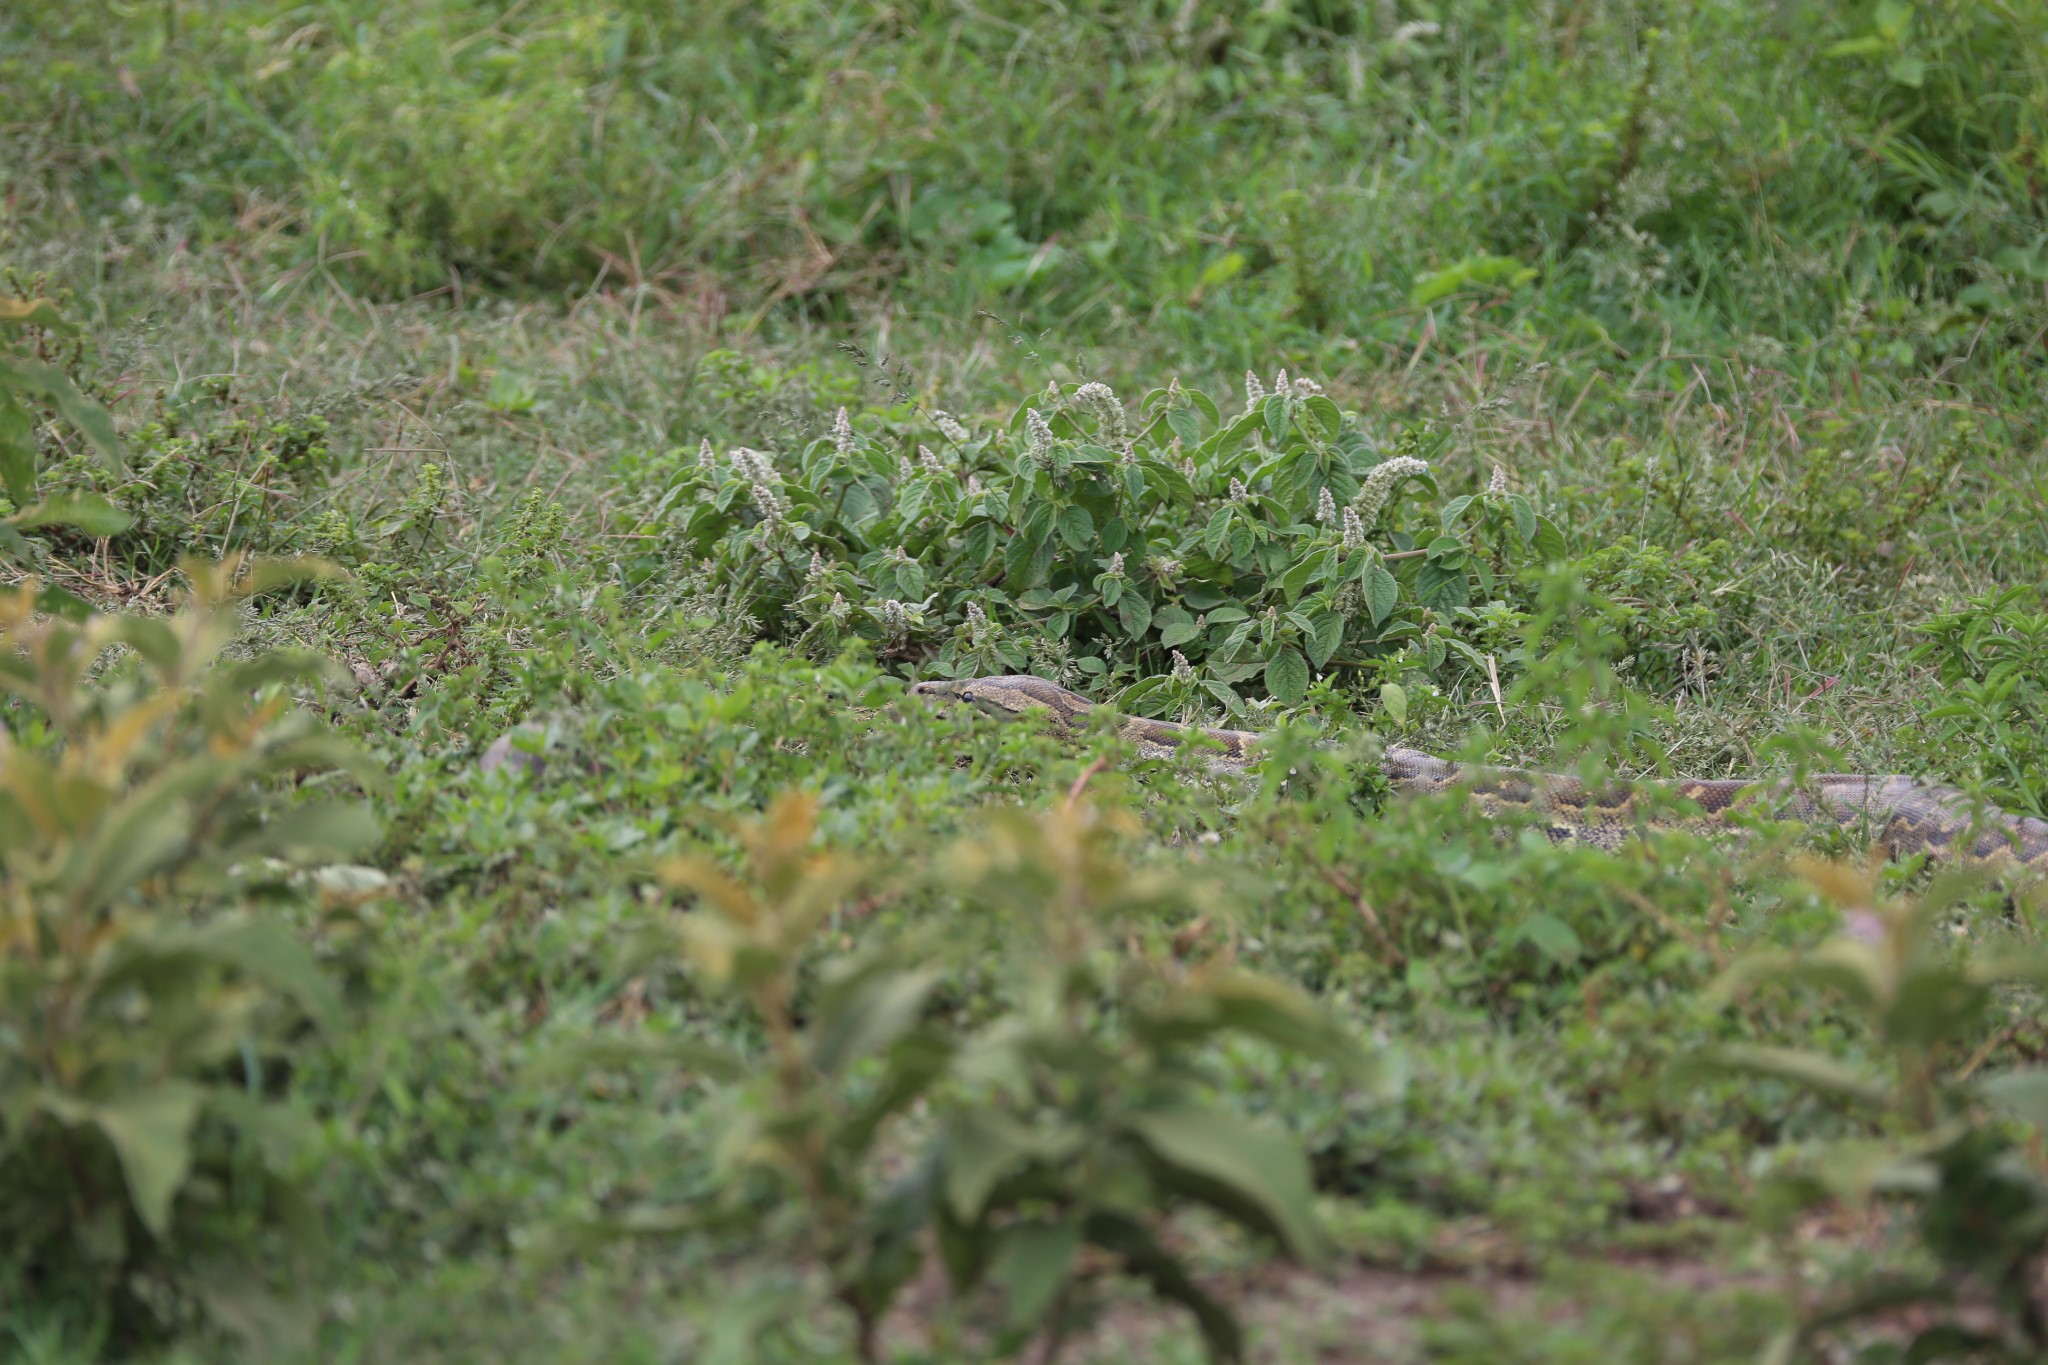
[913,675,2048,880]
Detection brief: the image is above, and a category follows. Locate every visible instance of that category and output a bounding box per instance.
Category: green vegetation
[5,0,2048,1359]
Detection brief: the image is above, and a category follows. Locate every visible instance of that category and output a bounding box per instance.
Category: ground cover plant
[6,0,2048,1360]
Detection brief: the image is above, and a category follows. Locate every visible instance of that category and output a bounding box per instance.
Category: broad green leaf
[222,648,338,693]
[109,617,184,674]
[1025,534,1056,589]
[1695,1044,1889,1107]
[1530,515,1568,564]
[1138,457,1194,504]
[188,554,342,602]
[943,1110,1052,1220]
[1883,969,1989,1047]
[1712,941,1891,1016]
[1154,605,1199,649]
[1304,396,1343,442]
[1979,1068,2048,1131]
[114,917,346,1034]
[1198,250,1248,290]
[0,354,121,468]
[838,1031,956,1159]
[1260,393,1290,445]
[1305,612,1344,669]
[1515,912,1582,963]
[0,298,78,332]
[1408,253,1536,306]
[258,735,389,788]
[1118,592,1152,639]
[38,1084,205,1239]
[1163,969,1371,1079]
[1126,1104,1325,1263]
[894,484,928,526]
[1264,647,1309,706]
[1810,1141,1941,1204]
[1380,683,1408,726]
[74,795,189,911]
[1365,561,1399,626]
[1757,1329,1798,1365]
[1413,560,1469,611]
[1202,505,1232,557]
[10,491,131,536]
[1202,679,1243,711]
[244,801,381,861]
[1002,530,1039,589]
[1165,406,1201,448]
[34,583,94,623]
[812,962,939,1077]
[991,1219,1082,1330]
[1508,493,1537,546]
[203,1088,319,1170]
[895,560,927,600]
[0,516,31,561]
[0,391,33,504]
[1282,546,1338,603]
[1121,460,1146,503]
[1058,504,1094,550]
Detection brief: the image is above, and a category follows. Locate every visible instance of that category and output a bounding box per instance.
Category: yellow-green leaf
[10,491,132,537]
[1126,1104,1326,1264]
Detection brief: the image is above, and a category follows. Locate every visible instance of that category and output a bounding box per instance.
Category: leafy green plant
[636,374,1569,715]
[0,556,376,1349]
[926,795,1367,1362]
[0,292,131,578]
[577,789,1363,1363]
[1785,418,1980,574]
[67,383,342,573]
[1570,536,1746,693]
[1911,585,2048,819]
[643,789,930,1363]
[1693,859,2048,1363]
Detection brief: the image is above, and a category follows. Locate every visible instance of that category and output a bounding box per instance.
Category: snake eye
[959,689,976,703]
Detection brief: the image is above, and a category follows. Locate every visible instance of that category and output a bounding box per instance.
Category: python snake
[914,675,2048,881]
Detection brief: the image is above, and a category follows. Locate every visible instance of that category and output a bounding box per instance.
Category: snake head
[913,676,1088,724]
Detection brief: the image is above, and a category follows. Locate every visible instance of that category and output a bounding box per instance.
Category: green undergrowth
[7,0,2048,1360]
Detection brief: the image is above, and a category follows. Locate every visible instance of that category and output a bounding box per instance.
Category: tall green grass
[11,1,2045,382]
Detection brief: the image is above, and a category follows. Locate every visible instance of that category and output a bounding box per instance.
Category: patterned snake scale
[914,675,2048,881]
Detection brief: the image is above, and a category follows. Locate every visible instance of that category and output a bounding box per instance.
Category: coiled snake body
[914,675,2048,880]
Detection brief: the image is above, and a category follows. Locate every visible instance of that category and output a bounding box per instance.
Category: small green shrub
[0,557,377,1351]
[1570,536,1746,693]
[1785,418,1980,574]
[633,374,1569,718]
[1694,859,2048,1363]
[0,289,131,592]
[1911,585,2048,819]
[562,790,1364,1363]
[44,379,346,574]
